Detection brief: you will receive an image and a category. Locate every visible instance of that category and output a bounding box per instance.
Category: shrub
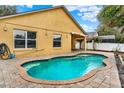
[115,33,124,43]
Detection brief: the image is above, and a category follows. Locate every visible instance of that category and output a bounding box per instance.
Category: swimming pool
[22,54,106,81]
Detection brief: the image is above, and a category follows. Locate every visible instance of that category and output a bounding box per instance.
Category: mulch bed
[115,53,124,88]
[122,55,124,61]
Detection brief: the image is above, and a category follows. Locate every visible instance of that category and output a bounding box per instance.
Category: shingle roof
[87,32,98,38]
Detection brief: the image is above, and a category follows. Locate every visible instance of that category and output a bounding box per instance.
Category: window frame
[13,29,37,49]
[53,34,62,48]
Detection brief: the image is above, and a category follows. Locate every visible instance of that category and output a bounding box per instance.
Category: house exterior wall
[0,8,85,58]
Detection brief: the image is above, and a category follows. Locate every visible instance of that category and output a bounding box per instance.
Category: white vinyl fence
[87,43,124,52]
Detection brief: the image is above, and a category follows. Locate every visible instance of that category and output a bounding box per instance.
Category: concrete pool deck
[0,51,121,88]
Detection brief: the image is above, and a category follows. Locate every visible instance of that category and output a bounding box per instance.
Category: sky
[16,5,103,32]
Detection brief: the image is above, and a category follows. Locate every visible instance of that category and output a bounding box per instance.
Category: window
[14,30,36,49]
[27,32,36,48]
[14,30,26,48]
[53,34,61,47]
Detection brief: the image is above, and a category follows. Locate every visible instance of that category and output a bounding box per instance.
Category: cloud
[52,5,59,7]
[81,12,98,22]
[52,5,86,12]
[65,5,102,22]
[26,5,33,8]
[65,5,80,11]
[65,5,90,12]
[86,6,101,12]
[77,13,82,16]
[81,6,101,22]
[81,24,94,32]
[19,5,33,8]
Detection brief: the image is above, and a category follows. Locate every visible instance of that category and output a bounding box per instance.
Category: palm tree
[0,5,17,17]
[92,37,102,50]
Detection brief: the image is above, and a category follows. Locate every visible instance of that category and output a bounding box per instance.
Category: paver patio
[0,51,121,88]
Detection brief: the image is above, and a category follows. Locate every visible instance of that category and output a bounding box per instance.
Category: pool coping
[16,52,113,85]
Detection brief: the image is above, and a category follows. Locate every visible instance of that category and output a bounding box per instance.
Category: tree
[92,37,102,50]
[115,33,124,43]
[0,5,17,17]
[97,5,124,27]
[96,25,117,35]
[96,5,124,43]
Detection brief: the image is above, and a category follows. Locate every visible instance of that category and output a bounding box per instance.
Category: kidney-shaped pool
[21,54,107,82]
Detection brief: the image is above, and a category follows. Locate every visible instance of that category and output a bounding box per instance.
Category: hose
[0,43,11,60]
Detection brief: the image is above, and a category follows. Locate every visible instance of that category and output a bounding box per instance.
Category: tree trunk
[93,42,96,50]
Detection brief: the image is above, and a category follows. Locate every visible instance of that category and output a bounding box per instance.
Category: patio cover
[71,32,86,37]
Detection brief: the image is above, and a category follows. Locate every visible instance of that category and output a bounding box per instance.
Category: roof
[87,32,98,38]
[98,35,115,39]
[0,5,87,35]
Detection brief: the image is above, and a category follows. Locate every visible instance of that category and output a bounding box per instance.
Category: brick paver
[0,51,121,88]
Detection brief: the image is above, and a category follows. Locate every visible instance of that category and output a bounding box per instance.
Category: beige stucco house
[0,6,87,58]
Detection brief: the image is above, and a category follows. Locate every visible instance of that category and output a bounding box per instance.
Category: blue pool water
[22,54,106,80]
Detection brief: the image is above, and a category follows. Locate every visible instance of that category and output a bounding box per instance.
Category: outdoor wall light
[3,24,7,32]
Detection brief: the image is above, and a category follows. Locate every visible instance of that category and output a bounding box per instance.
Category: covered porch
[71,32,87,51]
